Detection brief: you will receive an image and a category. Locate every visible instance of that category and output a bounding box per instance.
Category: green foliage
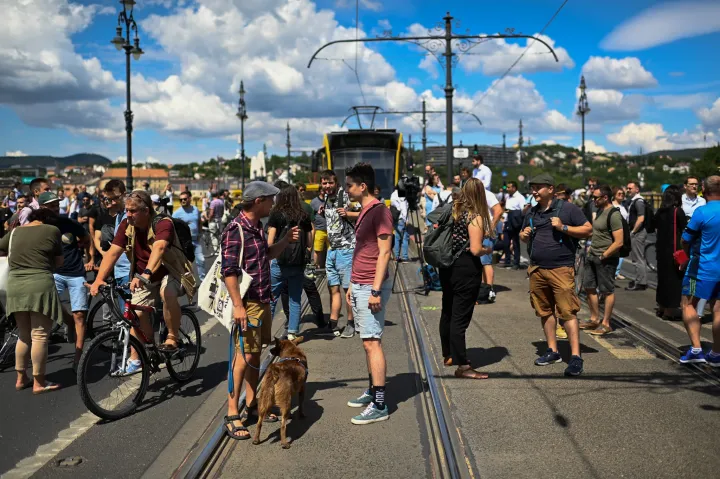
[691,146,720,178]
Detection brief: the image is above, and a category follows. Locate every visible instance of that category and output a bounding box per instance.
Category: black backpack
[437,191,451,208]
[630,198,655,234]
[152,214,196,262]
[606,208,632,258]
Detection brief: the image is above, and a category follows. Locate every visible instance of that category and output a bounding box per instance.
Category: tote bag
[198,222,252,331]
[0,229,17,300]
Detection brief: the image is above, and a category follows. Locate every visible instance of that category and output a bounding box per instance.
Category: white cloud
[653,93,714,110]
[698,97,720,129]
[581,57,657,90]
[5,150,28,157]
[601,1,720,51]
[584,89,647,123]
[334,0,382,12]
[580,139,607,154]
[418,55,439,80]
[607,123,716,152]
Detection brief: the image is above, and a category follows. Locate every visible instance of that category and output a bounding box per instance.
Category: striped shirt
[221,212,272,303]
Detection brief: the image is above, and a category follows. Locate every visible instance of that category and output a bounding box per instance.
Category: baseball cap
[528,173,555,186]
[38,192,60,204]
[241,181,280,202]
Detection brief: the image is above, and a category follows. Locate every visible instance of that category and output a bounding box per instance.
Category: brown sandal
[444,357,471,367]
[454,367,489,380]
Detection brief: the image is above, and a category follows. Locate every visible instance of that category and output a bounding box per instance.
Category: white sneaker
[488,289,496,303]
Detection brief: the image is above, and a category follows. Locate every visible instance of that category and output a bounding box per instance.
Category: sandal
[578,320,601,330]
[224,414,250,440]
[246,403,279,423]
[33,382,61,395]
[589,325,613,336]
[454,367,489,380]
[157,341,179,353]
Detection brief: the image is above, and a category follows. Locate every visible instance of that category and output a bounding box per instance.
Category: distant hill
[0,153,112,169]
[645,147,708,158]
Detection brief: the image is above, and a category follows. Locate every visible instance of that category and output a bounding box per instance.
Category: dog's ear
[291,335,304,345]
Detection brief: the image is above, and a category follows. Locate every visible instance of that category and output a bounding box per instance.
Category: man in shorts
[579,185,624,336]
[220,181,300,439]
[520,173,592,376]
[311,179,330,268]
[679,175,720,365]
[345,163,393,425]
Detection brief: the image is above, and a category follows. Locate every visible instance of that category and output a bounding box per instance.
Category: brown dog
[252,337,308,448]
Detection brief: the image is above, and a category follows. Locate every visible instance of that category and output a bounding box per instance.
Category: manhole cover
[57,456,84,467]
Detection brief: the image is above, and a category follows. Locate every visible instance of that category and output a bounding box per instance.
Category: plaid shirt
[221,212,272,303]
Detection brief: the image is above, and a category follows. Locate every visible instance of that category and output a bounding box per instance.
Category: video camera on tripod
[396,174,422,211]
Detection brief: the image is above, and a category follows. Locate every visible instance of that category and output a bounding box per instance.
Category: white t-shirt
[486,190,499,209]
[504,191,525,211]
[473,164,492,190]
[432,189,454,209]
[390,190,408,222]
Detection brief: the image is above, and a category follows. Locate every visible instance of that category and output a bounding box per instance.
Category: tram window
[331,149,396,194]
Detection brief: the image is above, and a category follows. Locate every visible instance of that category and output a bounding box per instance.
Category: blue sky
[2,0,720,164]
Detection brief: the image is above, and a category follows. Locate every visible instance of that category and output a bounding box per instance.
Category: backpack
[606,208,632,258]
[275,215,309,267]
[582,199,594,223]
[390,205,400,225]
[422,207,467,268]
[437,191,452,208]
[630,198,655,234]
[152,214,196,262]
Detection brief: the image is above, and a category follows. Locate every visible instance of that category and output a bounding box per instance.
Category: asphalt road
[0,251,228,479]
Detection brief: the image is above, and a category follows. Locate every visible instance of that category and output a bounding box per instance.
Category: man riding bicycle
[90,190,197,373]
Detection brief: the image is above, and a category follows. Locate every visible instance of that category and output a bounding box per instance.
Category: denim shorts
[54,274,89,312]
[326,249,353,289]
[350,282,391,339]
[480,238,496,266]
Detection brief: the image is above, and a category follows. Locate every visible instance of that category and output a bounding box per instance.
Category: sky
[1,0,720,164]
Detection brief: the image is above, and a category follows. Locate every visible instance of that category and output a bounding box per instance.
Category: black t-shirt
[93,207,117,251]
[54,217,88,276]
[267,210,312,266]
[523,199,588,269]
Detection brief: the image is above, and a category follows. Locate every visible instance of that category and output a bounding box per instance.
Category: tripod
[391,207,432,295]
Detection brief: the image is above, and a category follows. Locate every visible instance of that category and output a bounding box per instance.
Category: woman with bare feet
[437,178,494,379]
[0,207,65,394]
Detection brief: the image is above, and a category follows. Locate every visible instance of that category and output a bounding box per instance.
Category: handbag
[197,221,252,332]
[0,229,17,298]
[672,208,689,267]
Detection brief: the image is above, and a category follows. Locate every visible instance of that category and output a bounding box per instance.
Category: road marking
[1,318,219,479]
[589,334,655,360]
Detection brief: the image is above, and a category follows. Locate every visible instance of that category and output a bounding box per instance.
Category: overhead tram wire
[468,0,570,113]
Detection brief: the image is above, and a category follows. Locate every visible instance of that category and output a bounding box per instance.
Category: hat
[528,173,555,186]
[150,194,160,203]
[38,192,60,204]
[241,181,280,202]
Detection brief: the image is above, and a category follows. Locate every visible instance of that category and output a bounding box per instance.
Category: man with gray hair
[679,175,720,366]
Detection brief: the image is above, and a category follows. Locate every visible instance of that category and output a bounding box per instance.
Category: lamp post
[577,75,591,186]
[286,122,292,184]
[236,80,248,190]
[111,0,144,191]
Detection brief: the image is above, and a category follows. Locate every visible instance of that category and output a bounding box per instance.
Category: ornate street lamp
[577,75,591,186]
[111,0,144,190]
[286,122,292,184]
[236,81,248,189]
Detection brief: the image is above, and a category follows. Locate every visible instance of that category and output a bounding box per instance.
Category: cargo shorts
[528,265,580,321]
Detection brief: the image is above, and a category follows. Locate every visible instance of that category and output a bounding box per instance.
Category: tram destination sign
[453,147,469,159]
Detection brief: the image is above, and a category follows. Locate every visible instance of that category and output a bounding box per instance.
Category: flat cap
[242,181,280,202]
[528,173,555,186]
[38,192,59,204]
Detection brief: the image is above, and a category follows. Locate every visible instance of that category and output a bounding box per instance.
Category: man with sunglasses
[520,173,592,376]
[173,191,205,282]
[682,176,706,219]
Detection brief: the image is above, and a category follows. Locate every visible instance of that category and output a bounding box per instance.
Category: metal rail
[176,274,327,479]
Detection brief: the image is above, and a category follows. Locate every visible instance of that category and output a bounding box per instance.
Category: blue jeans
[193,242,206,280]
[394,218,410,260]
[270,260,304,334]
[615,257,623,278]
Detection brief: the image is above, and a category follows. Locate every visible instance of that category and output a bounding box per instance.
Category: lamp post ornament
[111,0,144,191]
[286,122,292,184]
[577,75,591,187]
[236,80,248,190]
[308,11,558,187]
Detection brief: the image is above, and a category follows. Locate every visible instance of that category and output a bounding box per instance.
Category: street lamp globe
[131,38,144,60]
[120,0,137,7]
[111,27,125,50]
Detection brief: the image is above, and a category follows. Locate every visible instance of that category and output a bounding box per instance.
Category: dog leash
[227,321,264,395]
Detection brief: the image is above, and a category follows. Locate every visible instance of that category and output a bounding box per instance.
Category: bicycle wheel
[574,253,586,295]
[85,299,116,339]
[645,243,657,272]
[0,324,18,370]
[166,307,202,382]
[77,329,150,420]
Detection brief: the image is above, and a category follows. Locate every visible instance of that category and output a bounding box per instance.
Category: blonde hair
[452,177,495,239]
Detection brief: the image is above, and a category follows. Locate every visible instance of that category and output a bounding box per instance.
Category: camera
[396,175,421,211]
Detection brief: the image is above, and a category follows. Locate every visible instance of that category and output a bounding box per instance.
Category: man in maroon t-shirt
[344,163,393,425]
[91,190,184,371]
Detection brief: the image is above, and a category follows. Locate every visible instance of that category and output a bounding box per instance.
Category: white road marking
[1,318,219,479]
[589,335,654,360]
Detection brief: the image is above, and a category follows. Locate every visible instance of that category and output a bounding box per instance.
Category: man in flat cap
[520,173,592,377]
[221,181,301,439]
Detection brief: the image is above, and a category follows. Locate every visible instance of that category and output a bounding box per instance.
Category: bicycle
[574,239,589,295]
[77,278,202,420]
[200,226,219,256]
[644,239,657,272]
[0,302,17,370]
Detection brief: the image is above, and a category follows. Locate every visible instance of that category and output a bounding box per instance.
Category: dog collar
[276,357,309,377]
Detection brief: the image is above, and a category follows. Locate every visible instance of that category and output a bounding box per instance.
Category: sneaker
[511,265,520,271]
[329,320,342,337]
[351,403,389,425]
[287,333,298,341]
[564,356,584,376]
[488,289,496,303]
[534,349,562,366]
[706,352,720,368]
[123,359,143,376]
[556,325,568,339]
[679,349,707,364]
[347,389,373,408]
[340,323,356,338]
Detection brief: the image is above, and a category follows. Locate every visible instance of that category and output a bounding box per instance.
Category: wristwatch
[562,225,568,232]
[370,289,381,298]
[143,268,152,276]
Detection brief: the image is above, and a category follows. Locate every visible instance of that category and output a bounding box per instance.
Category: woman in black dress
[654,185,686,319]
